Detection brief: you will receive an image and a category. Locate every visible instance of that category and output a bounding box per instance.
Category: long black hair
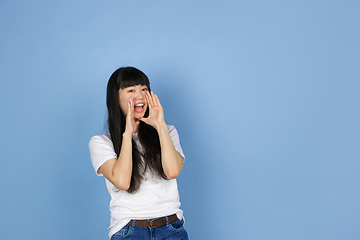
[106,66,167,193]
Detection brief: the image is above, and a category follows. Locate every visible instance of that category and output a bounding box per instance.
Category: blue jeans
[110,217,188,240]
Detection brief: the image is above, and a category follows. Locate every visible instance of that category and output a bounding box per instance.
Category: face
[118,84,149,119]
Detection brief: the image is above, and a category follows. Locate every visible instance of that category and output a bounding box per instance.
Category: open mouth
[134,103,144,112]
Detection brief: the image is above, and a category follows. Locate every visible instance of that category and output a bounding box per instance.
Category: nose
[135,90,144,100]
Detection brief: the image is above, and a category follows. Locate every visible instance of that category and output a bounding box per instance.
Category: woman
[89,66,188,240]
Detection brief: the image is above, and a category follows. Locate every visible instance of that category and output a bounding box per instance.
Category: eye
[128,89,135,93]
[142,87,148,91]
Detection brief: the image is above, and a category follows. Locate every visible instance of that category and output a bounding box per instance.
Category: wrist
[154,121,167,131]
[123,131,133,139]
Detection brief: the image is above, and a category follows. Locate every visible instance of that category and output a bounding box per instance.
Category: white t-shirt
[89,125,185,238]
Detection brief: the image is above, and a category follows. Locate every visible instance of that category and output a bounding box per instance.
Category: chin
[134,113,145,120]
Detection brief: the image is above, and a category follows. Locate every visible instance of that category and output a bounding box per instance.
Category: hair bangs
[117,67,150,90]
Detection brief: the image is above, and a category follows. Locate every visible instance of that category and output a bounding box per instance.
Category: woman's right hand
[124,97,140,135]
[99,97,135,191]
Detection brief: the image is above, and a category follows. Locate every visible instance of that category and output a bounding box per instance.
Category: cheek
[119,96,130,115]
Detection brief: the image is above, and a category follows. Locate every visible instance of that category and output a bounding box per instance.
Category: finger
[146,91,154,108]
[144,93,150,111]
[127,97,134,118]
[151,91,159,107]
[153,93,161,107]
[127,102,131,118]
[147,92,154,107]
[126,104,133,127]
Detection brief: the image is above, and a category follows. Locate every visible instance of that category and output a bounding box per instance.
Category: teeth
[135,104,144,107]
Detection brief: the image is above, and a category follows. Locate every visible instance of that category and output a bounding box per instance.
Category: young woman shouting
[89,66,188,240]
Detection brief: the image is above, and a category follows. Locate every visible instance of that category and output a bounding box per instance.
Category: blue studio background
[0,1,359,239]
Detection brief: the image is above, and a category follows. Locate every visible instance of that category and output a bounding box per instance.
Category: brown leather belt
[126,214,179,228]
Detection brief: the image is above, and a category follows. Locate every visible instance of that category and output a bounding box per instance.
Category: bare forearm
[113,133,133,190]
[156,123,183,179]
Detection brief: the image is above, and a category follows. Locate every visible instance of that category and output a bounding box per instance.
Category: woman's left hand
[140,91,166,129]
[141,91,183,179]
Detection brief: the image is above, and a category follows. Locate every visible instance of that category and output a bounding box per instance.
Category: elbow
[166,172,179,179]
[117,183,130,191]
[164,160,183,179]
[165,169,181,179]
[114,178,131,191]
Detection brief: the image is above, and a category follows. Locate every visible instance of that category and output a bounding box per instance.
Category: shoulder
[167,124,177,133]
[89,133,112,148]
[167,125,182,142]
[166,125,185,160]
[88,133,117,176]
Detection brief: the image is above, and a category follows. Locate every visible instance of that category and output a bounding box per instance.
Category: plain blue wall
[1,1,359,239]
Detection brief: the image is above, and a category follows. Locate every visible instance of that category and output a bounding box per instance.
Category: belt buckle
[150,218,160,228]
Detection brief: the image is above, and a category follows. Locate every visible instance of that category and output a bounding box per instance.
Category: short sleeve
[168,125,185,161]
[89,134,118,176]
